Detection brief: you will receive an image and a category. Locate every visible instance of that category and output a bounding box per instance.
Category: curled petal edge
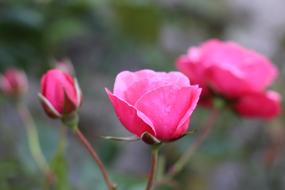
[105,88,156,137]
[38,93,62,119]
[177,85,202,128]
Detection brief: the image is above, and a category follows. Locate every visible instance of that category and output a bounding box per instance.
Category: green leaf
[101,135,139,142]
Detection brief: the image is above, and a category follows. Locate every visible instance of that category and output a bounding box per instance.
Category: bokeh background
[1,0,285,190]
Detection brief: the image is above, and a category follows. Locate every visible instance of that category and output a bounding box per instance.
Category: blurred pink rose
[177,39,281,119]
[39,69,82,119]
[106,70,201,141]
[0,68,28,96]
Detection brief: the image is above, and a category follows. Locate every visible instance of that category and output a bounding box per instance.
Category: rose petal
[206,65,253,97]
[135,85,201,141]
[240,53,277,91]
[177,85,202,128]
[105,88,155,137]
[176,56,211,101]
[113,70,156,99]
[172,119,190,140]
[114,70,190,104]
[38,93,62,118]
[234,91,281,119]
[41,73,65,113]
[62,72,78,106]
[176,52,205,86]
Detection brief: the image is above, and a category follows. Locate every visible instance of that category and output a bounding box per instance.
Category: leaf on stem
[101,135,140,142]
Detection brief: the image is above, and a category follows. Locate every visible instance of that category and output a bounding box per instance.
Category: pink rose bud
[106,70,201,143]
[177,39,281,119]
[0,68,28,97]
[39,69,82,119]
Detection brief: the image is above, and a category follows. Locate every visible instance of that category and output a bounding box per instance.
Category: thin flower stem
[17,103,54,183]
[74,128,117,190]
[145,146,159,190]
[166,108,220,179]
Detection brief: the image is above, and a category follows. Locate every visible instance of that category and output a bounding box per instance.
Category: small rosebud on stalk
[39,69,82,125]
[0,68,28,98]
[39,68,116,190]
[0,68,54,186]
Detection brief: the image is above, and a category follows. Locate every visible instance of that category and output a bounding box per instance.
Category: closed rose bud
[39,69,82,119]
[106,70,201,143]
[177,39,281,119]
[0,68,28,97]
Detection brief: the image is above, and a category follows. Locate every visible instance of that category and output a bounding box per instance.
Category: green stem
[145,146,159,190]
[59,124,67,153]
[167,108,220,179]
[17,103,53,182]
[74,128,117,190]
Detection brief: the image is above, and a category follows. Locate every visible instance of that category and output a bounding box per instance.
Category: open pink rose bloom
[106,70,201,142]
[39,69,82,118]
[177,39,281,119]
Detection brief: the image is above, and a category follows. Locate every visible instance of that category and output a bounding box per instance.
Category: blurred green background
[1,0,285,190]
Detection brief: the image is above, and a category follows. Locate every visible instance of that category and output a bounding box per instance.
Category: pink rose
[106,70,201,142]
[0,68,28,96]
[177,39,281,119]
[39,69,82,119]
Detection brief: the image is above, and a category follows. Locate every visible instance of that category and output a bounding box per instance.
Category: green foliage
[111,1,162,44]
[0,1,92,72]
[49,126,70,190]
[0,160,40,189]
[50,145,70,190]
[49,150,70,190]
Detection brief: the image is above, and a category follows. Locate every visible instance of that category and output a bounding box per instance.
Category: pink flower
[106,70,201,142]
[0,68,28,96]
[39,69,82,119]
[177,39,281,119]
